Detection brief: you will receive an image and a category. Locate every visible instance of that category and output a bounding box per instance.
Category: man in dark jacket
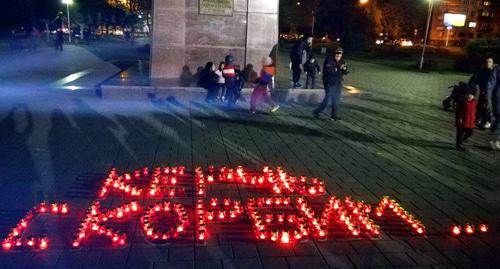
[470,57,495,129]
[313,48,349,121]
[290,35,313,88]
[487,62,500,150]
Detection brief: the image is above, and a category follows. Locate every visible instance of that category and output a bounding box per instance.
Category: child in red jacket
[455,89,478,151]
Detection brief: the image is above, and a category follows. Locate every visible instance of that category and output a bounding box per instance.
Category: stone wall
[151,0,279,81]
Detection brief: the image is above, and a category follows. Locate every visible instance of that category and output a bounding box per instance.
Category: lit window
[469,22,477,28]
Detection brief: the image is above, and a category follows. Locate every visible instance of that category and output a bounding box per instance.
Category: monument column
[151,0,279,81]
[150,0,186,79]
[246,0,279,74]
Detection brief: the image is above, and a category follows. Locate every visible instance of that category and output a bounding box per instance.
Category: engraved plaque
[200,0,234,16]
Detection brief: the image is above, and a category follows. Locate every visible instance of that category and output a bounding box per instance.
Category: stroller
[442,82,470,112]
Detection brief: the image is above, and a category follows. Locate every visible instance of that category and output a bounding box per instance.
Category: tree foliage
[107,0,151,13]
[375,0,426,38]
[1,0,60,32]
[315,0,377,50]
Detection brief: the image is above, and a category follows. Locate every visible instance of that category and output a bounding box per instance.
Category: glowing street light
[445,25,452,47]
[419,0,435,71]
[360,0,369,4]
[62,0,74,43]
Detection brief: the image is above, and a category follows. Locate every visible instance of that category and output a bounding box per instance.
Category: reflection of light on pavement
[120,71,129,80]
[49,69,93,89]
[64,85,80,91]
[344,85,361,94]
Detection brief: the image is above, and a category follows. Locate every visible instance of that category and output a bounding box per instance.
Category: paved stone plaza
[1,59,499,269]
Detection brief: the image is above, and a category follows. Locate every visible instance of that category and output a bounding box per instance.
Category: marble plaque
[200,0,234,16]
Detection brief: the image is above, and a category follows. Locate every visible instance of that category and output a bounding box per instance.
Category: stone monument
[150,0,279,81]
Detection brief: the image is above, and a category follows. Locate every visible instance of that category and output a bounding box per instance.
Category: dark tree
[376,0,427,39]
[279,0,316,35]
[315,0,378,50]
[1,0,60,34]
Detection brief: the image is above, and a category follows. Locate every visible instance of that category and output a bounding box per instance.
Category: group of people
[199,35,350,119]
[199,55,280,114]
[198,34,500,153]
[455,57,500,151]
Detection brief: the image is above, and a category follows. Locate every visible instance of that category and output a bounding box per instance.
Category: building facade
[429,0,499,46]
[151,0,279,81]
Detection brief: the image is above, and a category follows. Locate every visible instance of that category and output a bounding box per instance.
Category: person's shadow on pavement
[0,104,38,213]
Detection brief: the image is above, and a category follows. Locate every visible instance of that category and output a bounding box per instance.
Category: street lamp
[62,0,73,43]
[445,25,452,47]
[419,0,434,71]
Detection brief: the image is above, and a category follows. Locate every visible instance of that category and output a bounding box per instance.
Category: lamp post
[311,9,316,38]
[310,0,322,51]
[419,0,434,71]
[62,0,73,43]
[445,25,452,47]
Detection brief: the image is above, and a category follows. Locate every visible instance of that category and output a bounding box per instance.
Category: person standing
[199,62,219,103]
[487,61,500,150]
[290,35,313,88]
[313,48,349,121]
[54,12,64,51]
[470,57,495,129]
[223,55,239,106]
[30,26,41,51]
[215,62,226,101]
[235,65,245,102]
[304,54,321,89]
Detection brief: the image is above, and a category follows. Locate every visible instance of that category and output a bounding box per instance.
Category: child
[455,88,478,151]
[215,62,226,101]
[304,55,321,89]
[250,59,280,114]
[262,57,277,90]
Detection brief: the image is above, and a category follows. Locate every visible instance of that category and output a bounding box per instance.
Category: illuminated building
[429,0,499,46]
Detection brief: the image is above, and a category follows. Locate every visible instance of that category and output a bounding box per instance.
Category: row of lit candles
[101,167,187,198]
[451,223,489,236]
[196,166,326,196]
[2,203,68,251]
[321,197,380,237]
[102,166,327,200]
[206,198,244,222]
[140,202,189,242]
[109,167,186,180]
[374,196,425,235]
[247,199,308,244]
[71,201,135,248]
[4,198,493,249]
